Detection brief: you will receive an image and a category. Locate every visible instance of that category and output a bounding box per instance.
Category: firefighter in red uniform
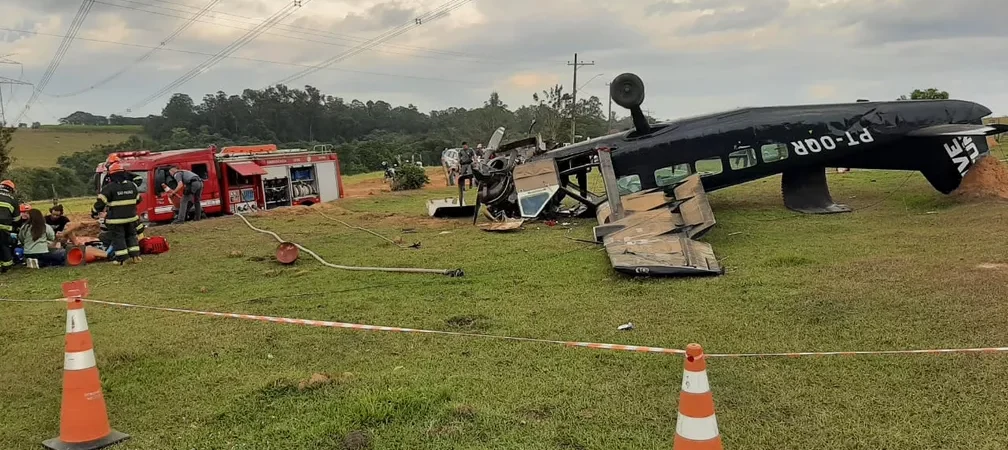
[0,180,19,273]
[92,163,142,265]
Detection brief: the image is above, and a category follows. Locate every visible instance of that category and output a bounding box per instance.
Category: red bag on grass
[140,236,170,255]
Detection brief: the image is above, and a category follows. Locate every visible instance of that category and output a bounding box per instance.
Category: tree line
[0,85,949,201]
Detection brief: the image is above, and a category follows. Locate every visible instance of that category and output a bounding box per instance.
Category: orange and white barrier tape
[705,348,1008,358]
[4,297,1008,359]
[80,299,687,355]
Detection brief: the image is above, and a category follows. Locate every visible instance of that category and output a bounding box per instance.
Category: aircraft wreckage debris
[426,72,1008,278]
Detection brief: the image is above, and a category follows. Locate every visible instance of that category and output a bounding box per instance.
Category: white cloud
[0,0,1005,125]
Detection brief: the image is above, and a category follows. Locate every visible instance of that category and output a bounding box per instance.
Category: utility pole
[567,53,594,143]
[605,81,613,133]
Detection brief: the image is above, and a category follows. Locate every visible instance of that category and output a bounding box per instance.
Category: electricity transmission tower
[0,77,32,126]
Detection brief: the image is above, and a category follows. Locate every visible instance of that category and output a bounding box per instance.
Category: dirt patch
[342,177,392,199]
[519,404,553,422]
[342,168,450,199]
[339,430,372,450]
[977,263,1008,270]
[265,202,454,231]
[445,314,492,332]
[297,373,332,391]
[954,156,1008,200]
[64,219,102,241]
[453,404,477,420]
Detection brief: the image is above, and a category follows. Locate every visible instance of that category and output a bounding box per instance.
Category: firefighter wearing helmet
[92,163,143,265]
[0,180,19,272]
[102,153,147,241]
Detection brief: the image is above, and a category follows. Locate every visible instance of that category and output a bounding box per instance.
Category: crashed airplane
[430,73,1008,277]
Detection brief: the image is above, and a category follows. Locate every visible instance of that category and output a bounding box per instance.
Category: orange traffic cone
[673,343,723,450]
[67,246,108,267]
[43,280,129,450]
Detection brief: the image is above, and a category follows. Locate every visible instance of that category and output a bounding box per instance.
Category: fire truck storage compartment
[225,161,266,213]
[289,165,319,201]
[263,165,292,209]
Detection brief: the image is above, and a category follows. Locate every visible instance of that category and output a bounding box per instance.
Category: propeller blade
[472,186,483,225]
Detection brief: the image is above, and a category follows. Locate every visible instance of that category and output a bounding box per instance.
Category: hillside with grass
[9,125,144,168]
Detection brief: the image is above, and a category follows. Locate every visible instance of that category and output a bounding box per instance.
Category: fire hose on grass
[314,210,417,249]
[235,212,463,277]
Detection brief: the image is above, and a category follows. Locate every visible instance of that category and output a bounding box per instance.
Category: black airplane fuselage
[541,99,996,196]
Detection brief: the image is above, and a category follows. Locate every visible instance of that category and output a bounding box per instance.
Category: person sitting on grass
[18,209,67,268]
[46,204,77,246]
[46,204,71,234]
[14,203,30,230]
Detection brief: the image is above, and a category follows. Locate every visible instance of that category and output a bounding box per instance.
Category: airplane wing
[593,175,723,276]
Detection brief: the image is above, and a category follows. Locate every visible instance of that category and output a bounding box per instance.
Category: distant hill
[9,125,145,168]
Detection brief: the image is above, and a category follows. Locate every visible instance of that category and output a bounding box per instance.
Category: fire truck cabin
[94,144,343,224]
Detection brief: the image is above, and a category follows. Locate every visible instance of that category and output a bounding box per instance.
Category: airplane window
[518,191,552,218]
[761,143,789,162]
[695,158,723,177]
[654,164,692,187]
[616,174,642,195]
[517,186,560,218]
[728,147,758,170]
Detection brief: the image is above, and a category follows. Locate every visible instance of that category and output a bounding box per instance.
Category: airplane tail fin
[912,124,1007,194]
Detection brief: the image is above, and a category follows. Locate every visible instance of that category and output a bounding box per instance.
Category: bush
[9,167,88,201]
[391,163,429,191]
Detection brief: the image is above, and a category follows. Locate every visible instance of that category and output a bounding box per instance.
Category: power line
[14,0,95,123]
[0,27,477,86]
[47,0,222,98]
[271,0,474,88]
[114,0,505,61]
[94,0,553,66]
[125,0,313,113]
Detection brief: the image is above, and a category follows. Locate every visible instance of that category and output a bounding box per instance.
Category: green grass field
[2,169,1008,449]
[9,125,143,168]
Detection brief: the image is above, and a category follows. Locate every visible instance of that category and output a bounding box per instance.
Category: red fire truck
[93,144,344,224]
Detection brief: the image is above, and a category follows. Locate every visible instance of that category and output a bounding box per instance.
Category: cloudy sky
[2,0,1007,125]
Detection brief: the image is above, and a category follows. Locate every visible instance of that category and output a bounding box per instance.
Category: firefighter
[101,154,143,188]
[0,180,20,273]
[91,163,142,265]
[101,155,147,241]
